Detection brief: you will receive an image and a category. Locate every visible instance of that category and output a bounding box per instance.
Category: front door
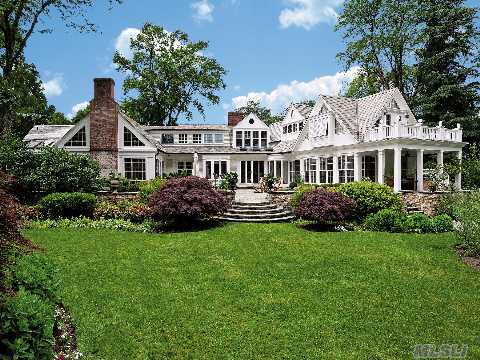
[240,161,265,184]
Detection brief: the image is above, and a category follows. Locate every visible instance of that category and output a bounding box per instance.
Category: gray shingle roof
[163,145,272,154]
[295,103,314,118]
[272,139,297,153]
[24,125,74,148]
[143,124,229,131]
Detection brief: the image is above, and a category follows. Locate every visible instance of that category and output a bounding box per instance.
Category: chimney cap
[93,78,115,100]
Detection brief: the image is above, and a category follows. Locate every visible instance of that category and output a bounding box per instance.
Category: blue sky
[23,0,474,124]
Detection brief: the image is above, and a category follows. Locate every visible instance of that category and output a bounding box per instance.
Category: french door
[240,161,265,184]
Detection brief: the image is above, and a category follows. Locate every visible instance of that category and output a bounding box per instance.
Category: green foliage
[0,140,101,197]
[93,200,152,223]
[259,174,280,193]
[336,0,420,100]
[453,191,480,256]
[27,217,156,233]
[288,175,303,190]
[71,104,91,123]
[114,23,227,126]
[234,100,282,125]
[218,172,238,191]
[290,184,317,209]
[138,177,167,202]
[336,181,402,219]
[364,209,407,233]
[39,192,97,219]
[0,288,55,360]
[462,144,480,190]
[365,209,453,233]
[415,0,480,142]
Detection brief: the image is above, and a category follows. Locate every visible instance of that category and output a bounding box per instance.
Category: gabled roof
[319,95,358,136]
[269,122,283,142]
[143,124,229,131]
[294,103,314,118]
[24,125,74,148]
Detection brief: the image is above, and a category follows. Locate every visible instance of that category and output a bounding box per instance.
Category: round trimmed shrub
[364,209,407,232]
[403,213,433,233]
[149,176,227,223]
[39,192,97,219]
[336,181,402,219]
[295,188,356,225]
[431,214,454,233]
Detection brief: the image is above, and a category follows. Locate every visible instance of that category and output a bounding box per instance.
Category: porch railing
[364,124,463,143]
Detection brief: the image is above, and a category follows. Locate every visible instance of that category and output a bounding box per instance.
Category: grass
[25,223,480,360]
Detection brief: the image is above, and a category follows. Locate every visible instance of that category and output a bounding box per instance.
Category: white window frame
[338,154,354,183]
[204,133,214,144]
[124,158,146,180]
[193,134,202,144]
[205,160,228,179]
[319,157,333,184]
[178,133,188,144]
[304,158,317,184]
[177,161,193,175]
[65,127,87,147]
[214,133,224,144]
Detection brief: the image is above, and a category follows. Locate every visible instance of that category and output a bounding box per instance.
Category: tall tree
[235,100,282,125]
[0,0,120,137]
[336,0,421,101]
[415,0,480,141]
[113,23,227,126]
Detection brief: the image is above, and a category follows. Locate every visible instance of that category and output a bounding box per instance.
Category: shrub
[454,191,480,256]
[149,176,227,223]
[0,288,55,360]
[288,175,303,190]
[403,213,433,233]
[219,172,238,191]
[295,189,356,225]
[336,181,402,219]
[259,174,280,193]
[39,192,97,219]
[431,214,454,233]
[290,184,317,209]
[1,141,101,196]
[364,209,407,232]
[93,200,152,223]
[138,177,167,202]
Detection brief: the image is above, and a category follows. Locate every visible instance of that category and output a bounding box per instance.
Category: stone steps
[217,202,294,223]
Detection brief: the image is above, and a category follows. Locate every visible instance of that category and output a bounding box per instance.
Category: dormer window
[124,127,145,147]
[261,131,267,147]
[283,126,287,134]
[299,122,304,130]
[65,127,86,147]
[161,133,174,144]
[178,134,188,144]
[386,114,392,126]
[293,123,297,132]
[288,125,292,133]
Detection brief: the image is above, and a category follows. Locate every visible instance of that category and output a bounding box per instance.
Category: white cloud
[115,27,141,58]
[232,67,359,113]
[191,0,215,22]
[42,75,64,97]
[279,0,344,30]
[67,101,89,119]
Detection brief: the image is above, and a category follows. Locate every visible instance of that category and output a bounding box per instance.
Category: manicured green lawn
[25,224,480,360]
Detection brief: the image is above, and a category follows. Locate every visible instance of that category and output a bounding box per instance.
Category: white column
[333,155,339,183]
[316,157,321,185]
[437,149,444,168]
[193,152,199,176]
[437,149,445,189]
[353,153,361,181]
[377,149,385,184]
[300,158,305,182]
[455,150,462,190]
[416,149,424,192]
[393,147,402,192]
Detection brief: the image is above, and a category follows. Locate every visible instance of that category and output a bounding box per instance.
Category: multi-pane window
[304,158,317,184]
[293,123,297,132]
[177,161,193,175]
[193,134,202,144]
[319,157,333,184]
[289,160,301,183]
[205,160,227,179]
[178,134,188,144]
[124,127,144,147]
[204,133,214,144]
[161,133,174,144]
[283,126,287,134]
[261,131,267,148]
[299,122,304,131]
[236,131,243,147]
[288,125,292,133]
[214,134,224,143]
[338,155,354,183]
[65,127,87,147]
[244,131,251,147]
[124,158,146,180]
[252,131,259,148]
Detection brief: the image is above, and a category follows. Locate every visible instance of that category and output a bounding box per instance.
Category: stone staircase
[217,202,295,223]
[405,205,425,215]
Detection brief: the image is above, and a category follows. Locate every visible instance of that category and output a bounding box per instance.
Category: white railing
[364,124,463,143]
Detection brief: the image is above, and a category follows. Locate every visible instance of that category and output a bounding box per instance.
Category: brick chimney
[228,112,244,127]
[89,78,119,176]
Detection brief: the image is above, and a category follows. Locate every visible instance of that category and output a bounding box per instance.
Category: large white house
[24,78,465,192]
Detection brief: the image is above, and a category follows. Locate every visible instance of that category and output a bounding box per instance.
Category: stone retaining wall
[270,191,294,209]
[401,192,444,217]
[97,191,139,202]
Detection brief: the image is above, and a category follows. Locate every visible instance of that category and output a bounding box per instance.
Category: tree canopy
[113,23,227,126]
[234,100,283,125]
